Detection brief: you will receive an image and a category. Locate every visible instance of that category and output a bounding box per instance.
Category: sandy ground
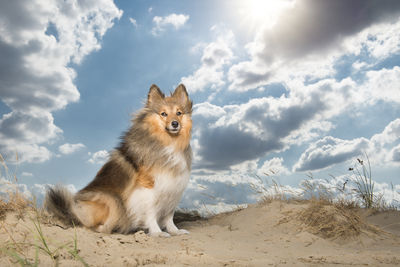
[1,201,400,266]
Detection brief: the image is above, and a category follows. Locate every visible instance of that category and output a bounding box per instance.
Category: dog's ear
[147,84,165,108]
[172,84,192,113]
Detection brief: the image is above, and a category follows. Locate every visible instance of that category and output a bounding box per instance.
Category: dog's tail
[44,186,81,227]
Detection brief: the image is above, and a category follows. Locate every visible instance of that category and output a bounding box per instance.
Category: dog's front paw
[150,231,171,238]
[169,229,189,236]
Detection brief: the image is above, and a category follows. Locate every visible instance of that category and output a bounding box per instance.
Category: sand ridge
[1,201,399,266]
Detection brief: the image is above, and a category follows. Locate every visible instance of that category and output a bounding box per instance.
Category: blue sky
[1,0,400,211]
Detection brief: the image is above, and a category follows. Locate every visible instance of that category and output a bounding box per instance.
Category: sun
[236,0,293,30]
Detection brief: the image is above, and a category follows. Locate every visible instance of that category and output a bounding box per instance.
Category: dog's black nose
[171,121,179,128]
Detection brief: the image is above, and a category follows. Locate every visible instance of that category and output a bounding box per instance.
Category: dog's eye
[161,112,167,117]
[176,111,182,116]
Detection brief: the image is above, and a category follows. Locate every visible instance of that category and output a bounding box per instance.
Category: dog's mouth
[166,127,180,135]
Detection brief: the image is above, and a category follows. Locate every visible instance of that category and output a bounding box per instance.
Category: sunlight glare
[238,0,293,30]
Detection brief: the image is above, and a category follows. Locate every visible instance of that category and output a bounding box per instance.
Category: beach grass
[0,154,88,266]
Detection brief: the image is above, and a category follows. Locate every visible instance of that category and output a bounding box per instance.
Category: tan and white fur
[45,84,192,237]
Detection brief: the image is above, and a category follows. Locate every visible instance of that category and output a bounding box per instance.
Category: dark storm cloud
[193,93,327,170]
[259,0,400,61]
[0,39,75,112]
[195,125,280,170]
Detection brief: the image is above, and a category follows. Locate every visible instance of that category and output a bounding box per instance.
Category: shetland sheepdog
[45,84,192,237]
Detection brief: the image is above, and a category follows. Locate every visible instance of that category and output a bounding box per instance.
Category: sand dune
[1,201,399,266]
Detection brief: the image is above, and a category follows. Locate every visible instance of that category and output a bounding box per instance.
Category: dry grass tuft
[298,200,380,240]
[299,173,334,201]
[0,190,87,265]
[0,191,34,220]
[349,154,375,208]
[250,171,297,204]
[0,154,89,266]
[0,153,35,220]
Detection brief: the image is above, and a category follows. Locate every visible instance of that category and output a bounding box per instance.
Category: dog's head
[145,84,192,140]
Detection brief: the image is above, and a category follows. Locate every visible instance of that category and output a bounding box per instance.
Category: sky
[0,0,400,212]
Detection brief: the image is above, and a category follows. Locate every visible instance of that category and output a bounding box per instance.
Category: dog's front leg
[146,214,170,237]
[163,212,189,236]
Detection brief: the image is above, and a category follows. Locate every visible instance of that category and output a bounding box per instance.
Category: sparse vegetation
[0,154,34,219]
[67,225,90,267]
[252,154,398,212]
[1,216,89,267]
[299,173,334,201]
[349,155,374,206]
[348,154,379,209]
[250,155,399,241]
[297,199,381,240]
[250,170,295,203]
[0,154,88,266]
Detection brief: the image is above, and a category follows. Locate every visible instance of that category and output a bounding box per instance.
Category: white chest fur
[126,148,190,230]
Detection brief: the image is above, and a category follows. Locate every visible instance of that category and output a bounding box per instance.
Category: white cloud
[58,143,86,155]
[0,177,78,205]
[189,42,207,54]
[370,119,400,164]
[364,67,400,104]
[227,60,272,92]
[129,17,138,28]
[88,150,109,164]
[230,159,258,174]
[228,157,291,177]
[0,111,61,163]
[344,19,400,60]
[193,102,226,119]
[259,157,290,176]
[294,118,400,172]
[180,30,234,93]
[371,119,400,145]
[151,13,189,36]
[0,0,122,163]
[293,136,370,172]
[0,177,32,199]
[192,172,258,186]
[3,144,52,164]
